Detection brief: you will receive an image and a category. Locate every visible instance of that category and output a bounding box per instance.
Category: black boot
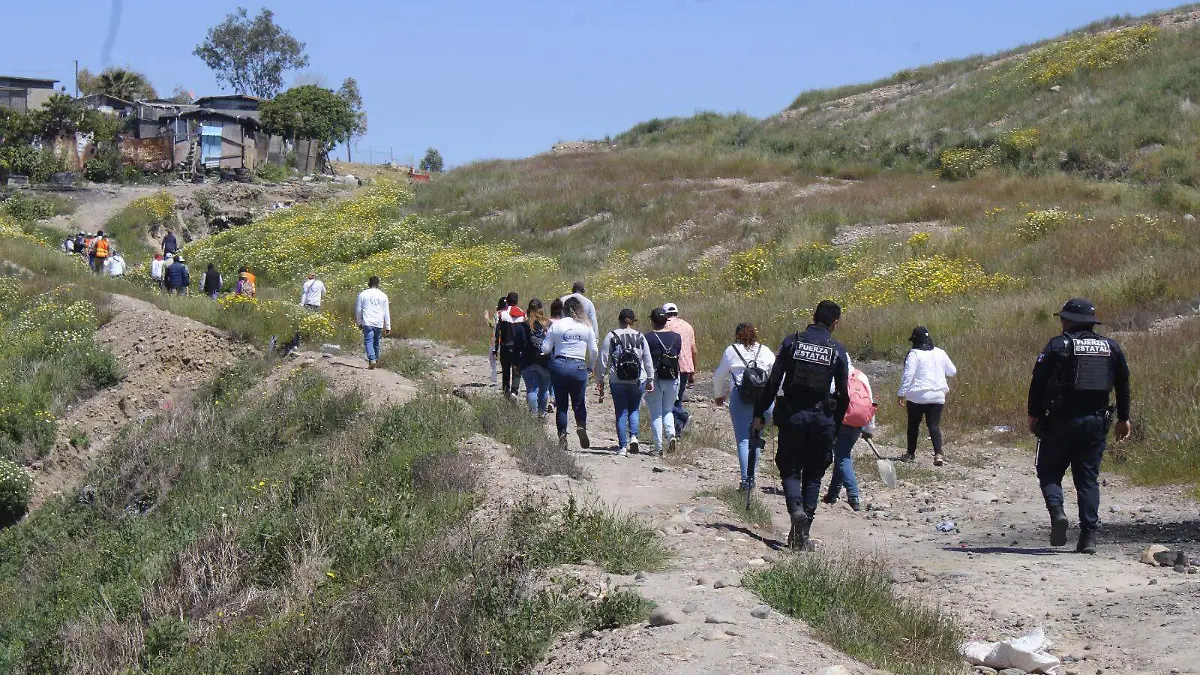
[1048,505,1069,547]
[848,497,861,512]
[822,493,838,505]
[1077,529,1097,555]
[787,510,811,552]
[800,514,814,551]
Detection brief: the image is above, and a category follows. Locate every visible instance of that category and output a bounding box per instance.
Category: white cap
[662,302,679,315]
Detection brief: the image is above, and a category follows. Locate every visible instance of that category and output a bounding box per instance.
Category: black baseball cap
[909,326,930,344]
[618,308,637,323]
[1055,298,1100,324]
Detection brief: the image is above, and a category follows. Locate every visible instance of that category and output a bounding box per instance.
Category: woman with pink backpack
[823,365,877,511]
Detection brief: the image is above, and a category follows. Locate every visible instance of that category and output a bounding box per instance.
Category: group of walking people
[62,230,125,276]
[490,282,700,457]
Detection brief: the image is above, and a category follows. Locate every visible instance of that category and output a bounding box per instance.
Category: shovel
[864,436,897,488]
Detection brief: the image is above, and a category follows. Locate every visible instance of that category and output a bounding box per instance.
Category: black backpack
[735,344,770,404]
[610,332,642,381]
[651,332,680,381]
[525,322,549,366]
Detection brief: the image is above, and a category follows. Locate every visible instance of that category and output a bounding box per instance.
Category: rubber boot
[1077,529,1097,555]
[1048,505,1069,547]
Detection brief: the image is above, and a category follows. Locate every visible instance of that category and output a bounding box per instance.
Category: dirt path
[411,339,1200,675]
[41,186,189,237]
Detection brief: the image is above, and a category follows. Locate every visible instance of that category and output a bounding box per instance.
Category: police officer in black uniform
[1027,298,1132,554]
[753,300,850,551]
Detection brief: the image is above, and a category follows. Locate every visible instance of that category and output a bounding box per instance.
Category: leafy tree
[34,94,88,139]
[337,77,367,162]
[193,7,310,99]
[167,86,193,104]
[419,147,444,173]
[76,67,101,96]
[260,85,354,162]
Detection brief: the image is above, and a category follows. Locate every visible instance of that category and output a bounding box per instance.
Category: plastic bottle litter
[936,519,957,532]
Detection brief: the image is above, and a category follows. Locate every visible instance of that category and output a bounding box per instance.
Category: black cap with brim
[1055,298,1101,324]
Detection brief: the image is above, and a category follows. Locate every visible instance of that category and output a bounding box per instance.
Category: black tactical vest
[1068,337,1115,392]
[786,335,836,401]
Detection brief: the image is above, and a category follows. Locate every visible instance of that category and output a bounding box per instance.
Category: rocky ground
[413,340,1200,675]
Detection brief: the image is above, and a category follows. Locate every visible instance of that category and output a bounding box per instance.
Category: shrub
[844,254,1016,308]
[474,395,585,479]
[1017,208,1070,241]
[0,457,33,527]
[777,242,838,280]
[936,147,994,180]
[1,192,57,222]
[722,246,772,290]
[1004,24,1159,87]
[585,589,655,631]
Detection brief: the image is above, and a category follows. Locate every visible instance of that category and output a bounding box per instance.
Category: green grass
[376,339,441,378]
[745,551,961,675]
[705,486,773,529]
[0,190,76,222]
[100,200,165,262]
[514,495,671,575]
[474,394,586,479]
[0,273,119,462]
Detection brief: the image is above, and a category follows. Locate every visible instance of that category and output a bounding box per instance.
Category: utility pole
[74,60,79,97]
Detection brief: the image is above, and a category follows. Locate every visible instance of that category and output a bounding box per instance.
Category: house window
[0,89,28,112]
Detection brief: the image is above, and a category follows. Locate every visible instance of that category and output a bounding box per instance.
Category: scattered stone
[694,575,712,587]
[648,607,684,627]
[576,663,611,675]
[999,670,1026,675]
[974,669,999,675]
[747,557,767,567]
[701,627,731,641]
[967,490,1000,503]
[681,603,700,614]
[750,605,771,619]
[1139,545,1170,566]
[1050,85,1063,92]
[634,571,648,581]
[816,667,853,675]
[913,569,929,583]
[581,559,598,567]
[704,613,738,625]
[652,466,666,473]
[1185,214,1196,222]
[1149,578,1158,585]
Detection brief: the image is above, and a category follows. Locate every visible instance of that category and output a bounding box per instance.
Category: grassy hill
[395,5,1200,488]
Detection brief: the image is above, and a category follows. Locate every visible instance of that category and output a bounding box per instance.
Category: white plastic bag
[959,627,1062,674]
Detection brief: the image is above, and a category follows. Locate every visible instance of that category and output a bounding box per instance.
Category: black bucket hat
[1055,298,1101,324]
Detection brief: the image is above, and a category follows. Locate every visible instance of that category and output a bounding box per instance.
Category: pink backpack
[842,369,875,428]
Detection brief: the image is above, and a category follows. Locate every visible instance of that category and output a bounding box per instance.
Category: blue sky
[0,1,1181,166]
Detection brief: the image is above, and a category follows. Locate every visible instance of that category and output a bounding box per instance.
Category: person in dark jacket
[753,300,850,551]
[202,263,222,299]
[1028,298,1132,554]
[164,255,190,295]
[513,298,552,416]
[162,230,179,256]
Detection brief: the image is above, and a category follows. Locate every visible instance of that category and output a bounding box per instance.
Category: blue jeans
[730,395,773,484]
[610,381,645,449]
[644,377,678,451]
[522,364,552,414]
[673,373,692,432]
[549,357,589,435]
[362,325,383,362]
[827,425,863,500]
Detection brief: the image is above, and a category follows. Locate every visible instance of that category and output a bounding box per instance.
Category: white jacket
[300,278,326,306]
[713,342,776,400]
[898,347,957,405]
[354,287,391,330]
[541,316,598,366]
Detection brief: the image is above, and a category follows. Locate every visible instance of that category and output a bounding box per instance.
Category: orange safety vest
[94,238,110,258]
[246,272,257,296]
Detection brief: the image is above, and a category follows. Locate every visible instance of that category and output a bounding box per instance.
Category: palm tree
[96,68,156,102]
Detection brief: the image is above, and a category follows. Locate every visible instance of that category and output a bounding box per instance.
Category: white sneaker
[629,436,640,454]
[618,446,628,457]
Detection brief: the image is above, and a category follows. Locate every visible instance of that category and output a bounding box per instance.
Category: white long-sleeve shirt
[300,278,326,306]
[597,327,655,384]
[559,293,598,336]
[713,342,776,400]
[541,316,597,367]
[354,287,391,330]
[149,258,166,280]
[898,347,957,404]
